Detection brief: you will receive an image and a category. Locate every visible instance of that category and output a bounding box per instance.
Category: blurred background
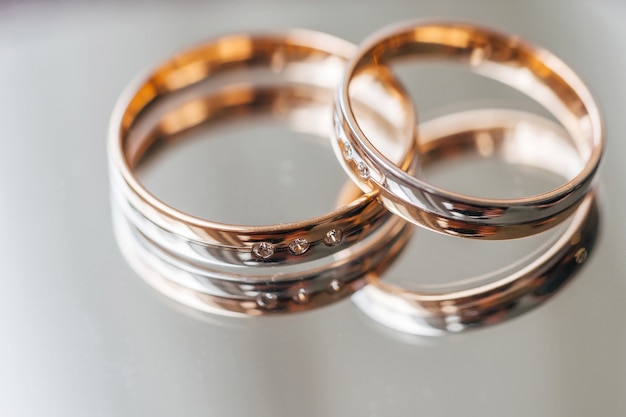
[1,1,625,416]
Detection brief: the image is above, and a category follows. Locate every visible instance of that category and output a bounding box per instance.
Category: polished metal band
[334,21,604,239]
[353,109,599,335]
[108,30,415,267]
[112,197,411,316]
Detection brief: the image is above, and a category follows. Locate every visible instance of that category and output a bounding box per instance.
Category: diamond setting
[324,229,343,247]
[343,141,353,159]
[256,292,279,309]
[293,288,309,304]
[252,242,275,259]
[327,279,342,293]
[357,162,369,180]
[288,238,310,255]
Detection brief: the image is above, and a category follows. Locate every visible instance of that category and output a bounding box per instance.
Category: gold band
[334,21,604,239]
[108,30,414,266]
[108,30,415,315]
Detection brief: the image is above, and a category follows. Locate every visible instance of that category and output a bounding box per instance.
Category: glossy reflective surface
[1,1,625,416]
[353,110,600,334]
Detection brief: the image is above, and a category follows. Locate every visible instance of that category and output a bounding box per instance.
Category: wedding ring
[108,29,415,315]
[108,30,415,267]
[352,109,600,335]
[112,194,411,316]
[334,21,604,239]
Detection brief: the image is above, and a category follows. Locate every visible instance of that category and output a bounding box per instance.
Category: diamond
[252,242,274,259]
[327,279,342,293]
[256,292,278,309]
[288,238,310,255]
[357,162,369,180]
[293,288,309,304]
[323,229,343,246]
[343,141,353,159]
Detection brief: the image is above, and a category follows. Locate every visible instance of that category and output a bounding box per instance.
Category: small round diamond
[256,292,279,309]
[327,279,342,293]
[288,238,310,255]
[343,141,353,159]
[324,229,343,247]
[357,162,369,179]
[252,242,274,259]
[293,288,309,304]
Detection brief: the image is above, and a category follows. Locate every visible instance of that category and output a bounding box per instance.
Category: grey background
[1,1,625,416]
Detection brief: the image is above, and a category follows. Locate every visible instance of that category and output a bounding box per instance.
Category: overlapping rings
[108,21,603,331]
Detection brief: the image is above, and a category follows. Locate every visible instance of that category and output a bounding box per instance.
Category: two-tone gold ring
[333,21,603,239]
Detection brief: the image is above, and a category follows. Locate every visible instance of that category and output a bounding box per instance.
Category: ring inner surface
[130,86,350,225]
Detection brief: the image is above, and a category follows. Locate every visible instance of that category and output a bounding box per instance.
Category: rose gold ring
[352,109,600,335]
[108,30,415,268]
[108,30,415,316]
[334,21,604,239]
